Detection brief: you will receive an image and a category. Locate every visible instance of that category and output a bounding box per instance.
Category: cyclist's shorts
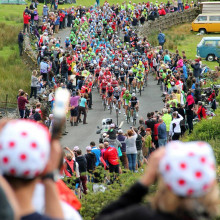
[136,78,143,82]
[129,78,134,84]
[114,96,120,100]
[101,88,106,94]
[107,92,113,97]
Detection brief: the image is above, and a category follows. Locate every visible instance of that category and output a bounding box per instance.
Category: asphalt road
[56,28,164,152]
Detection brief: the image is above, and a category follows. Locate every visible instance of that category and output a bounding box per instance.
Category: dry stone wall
[139,8,201,37]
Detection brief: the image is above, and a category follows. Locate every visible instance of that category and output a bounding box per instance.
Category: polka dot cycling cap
[159,141,216,197]
[0,120,51,179]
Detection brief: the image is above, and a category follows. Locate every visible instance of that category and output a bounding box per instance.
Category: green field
[148,23,220,70]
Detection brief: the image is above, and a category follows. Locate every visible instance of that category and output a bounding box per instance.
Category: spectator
[17,91,29,118]
[18,31,24,56]
[134,128,143,168]
[30,70,39,99]
[125,128,138,172]
[90,141,101,167]
[103,141,120,175]
[0,120,64,220]
[157,30,166,49]
[197,101,207,120]
[85,146,96,177]
[23,11,31,34]
[169,111,183,140]
[95,142,218,220]
[157,118,167,147]
[117,129,128,169]
[75,149,87,194]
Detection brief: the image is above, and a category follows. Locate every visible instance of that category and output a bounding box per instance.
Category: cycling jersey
[130,97,138,108]
[106,86,114,93]
[100,81,107,89]
[98,75,106,82]
[113,91,121,100]
[123,94,132,105]
[104,71,112,77]
[136,73,143,81]
[111,80,118,88]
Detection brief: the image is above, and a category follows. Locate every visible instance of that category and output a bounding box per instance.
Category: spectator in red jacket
[23,11,31,34]
[103,141,119,174]
[208,90,215,103]
[17,91,29,118]
[197,101,206,120]
[159,7,166,16]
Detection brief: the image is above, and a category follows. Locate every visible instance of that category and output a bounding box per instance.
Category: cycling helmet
[134,64,137,67]
[121,68,124,71]
[132,93,136,97]
[115,87,119,91]
[107,83,111,86]
[138,69,142,71]
[125,90,129,94]
[122,87,126,91]
[102,80,105,83]
[113,77,116,81]
[106,67,109,71]
[106,75,110,79]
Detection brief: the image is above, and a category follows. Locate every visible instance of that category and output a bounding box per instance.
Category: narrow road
[56,28,164,152]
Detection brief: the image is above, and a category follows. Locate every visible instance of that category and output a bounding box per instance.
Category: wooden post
[5,94,8,118]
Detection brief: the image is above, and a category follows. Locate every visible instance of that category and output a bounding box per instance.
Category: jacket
[158,122,167,139]
[198,106,206,120]
[104,146,119,165]
[31,75,38,87]
[75,155,87,174]
[23,12,31,24]
[191,63,201,78]
[162,114,172,132]
[85,153,96,172]
[18,33,24,43]
[158,33,165,44]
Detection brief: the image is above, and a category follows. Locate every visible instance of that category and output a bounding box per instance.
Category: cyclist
[128,70,136,92]
[113,87,122,114]
[100,79,107,97]
[136,69,144,90]
[129,93,139,122]
[119,68,126,88]
[111,77,118,88]
[131,64,138,76]
[123,90,132,116]
[98,72,106,87]
[104,67,112,78]
[106,83,114,109]
[106,75,112,84]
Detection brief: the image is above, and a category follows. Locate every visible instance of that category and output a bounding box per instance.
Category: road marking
[119,121,124,128]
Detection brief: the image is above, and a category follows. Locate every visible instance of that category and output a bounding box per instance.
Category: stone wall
[23,35,38,71]
[138,8,201,37]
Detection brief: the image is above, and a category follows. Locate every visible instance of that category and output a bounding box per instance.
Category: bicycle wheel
[110,102,112,114]
[103,99,106,111]
[116,108,119,126]
[139,84,142,96]
[133,110,136,126]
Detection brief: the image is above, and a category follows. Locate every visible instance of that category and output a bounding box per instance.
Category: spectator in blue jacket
[90,141,101,166]
[158,118,167,147]
[158,30,166,49]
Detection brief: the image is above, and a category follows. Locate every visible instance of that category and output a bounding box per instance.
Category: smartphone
[130,126,132,129]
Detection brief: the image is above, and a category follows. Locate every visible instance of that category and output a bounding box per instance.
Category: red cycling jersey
[98,75,106,82]
[100,81,107,89]
[104,71,112,77]
[106,86,114,93]
[111,80,118,88]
